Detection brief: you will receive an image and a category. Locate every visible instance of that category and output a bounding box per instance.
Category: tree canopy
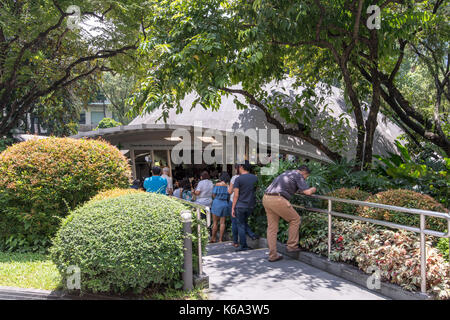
[0,0,150,135]
[130,0,449,165]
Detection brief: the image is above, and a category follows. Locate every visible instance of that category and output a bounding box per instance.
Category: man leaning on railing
[262,165,317,262]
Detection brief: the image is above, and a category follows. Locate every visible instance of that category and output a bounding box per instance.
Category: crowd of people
[132,162,316,262]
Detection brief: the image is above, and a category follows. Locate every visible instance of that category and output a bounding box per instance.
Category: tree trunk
[363,30,381,169]
[339,59,366,168]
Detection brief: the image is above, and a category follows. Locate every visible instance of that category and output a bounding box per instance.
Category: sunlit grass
[146,286,208,300]
[0,252,208,299]
[0,252,62,290]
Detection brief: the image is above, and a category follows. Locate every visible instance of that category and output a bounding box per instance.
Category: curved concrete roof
[74,78,403,162]
[129,79,402,160]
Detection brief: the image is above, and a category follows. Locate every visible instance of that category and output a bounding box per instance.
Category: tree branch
[219,87,342,161]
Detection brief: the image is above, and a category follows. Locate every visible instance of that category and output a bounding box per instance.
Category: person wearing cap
[231,161,258,251]
[262,165,317,262]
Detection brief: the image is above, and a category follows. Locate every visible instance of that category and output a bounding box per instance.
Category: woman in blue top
[180,178,193,201]
[210,171,231,243]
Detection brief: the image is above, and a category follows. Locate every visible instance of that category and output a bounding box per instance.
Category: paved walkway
[204,242,387,300]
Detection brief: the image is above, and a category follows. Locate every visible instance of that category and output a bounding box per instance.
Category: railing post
[197,207,203,276]
[181,210,193,291]
[328,199,332,261]
[206,206,211,228]
[420,213,426,294]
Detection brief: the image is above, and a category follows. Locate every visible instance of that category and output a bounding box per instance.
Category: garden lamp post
[181,210,193,291]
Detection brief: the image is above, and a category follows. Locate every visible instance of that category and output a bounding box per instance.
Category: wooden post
[151,150,155,168]
[232,136,237,175]
[245,137,249,161]
[221,144,226,172]
[130,149,136,180]
[167,149,173,177]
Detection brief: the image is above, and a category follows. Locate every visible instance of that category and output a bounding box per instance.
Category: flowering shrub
[90,188,144,202]
[299,216,379,263]
[326,188,371,215]
[358,189,448,232]
[0,137,131,251]
[355,230,450,299]
[299,218,450,299]
[50,193,208,294]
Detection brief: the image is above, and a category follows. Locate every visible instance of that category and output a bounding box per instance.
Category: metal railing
[291,194,450,295]
[170,196,211,280]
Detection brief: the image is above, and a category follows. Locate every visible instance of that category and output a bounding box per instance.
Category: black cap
[298,165,311,174]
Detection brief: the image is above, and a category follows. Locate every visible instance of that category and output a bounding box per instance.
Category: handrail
[291,193,450,295]
[308,194,450,220]
[169,196,211,276]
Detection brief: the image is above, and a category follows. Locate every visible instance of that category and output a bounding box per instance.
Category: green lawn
[0,251,207,299]
[0,252,62,290]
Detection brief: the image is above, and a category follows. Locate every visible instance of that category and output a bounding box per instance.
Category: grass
[144,285,208,300]
[0,251,208,299]
[0,252,62,290]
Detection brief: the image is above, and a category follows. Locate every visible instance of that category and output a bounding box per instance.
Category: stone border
[0,286,123,300]
[246,237,431,300]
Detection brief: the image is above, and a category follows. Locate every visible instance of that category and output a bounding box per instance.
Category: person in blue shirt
[210,172,231,243]
[143,166,168,194]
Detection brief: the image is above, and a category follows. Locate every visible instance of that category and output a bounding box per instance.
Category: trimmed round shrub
[326,188,372,215]
[96,118,122,129]
[50,193,206,294]
[358,189,448,232]
[90,188,145,202]
[0,137,131,250]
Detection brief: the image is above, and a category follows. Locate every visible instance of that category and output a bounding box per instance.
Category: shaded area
[204,242,387,300]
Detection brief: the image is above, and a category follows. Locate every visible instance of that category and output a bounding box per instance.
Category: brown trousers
[262,194,301,260]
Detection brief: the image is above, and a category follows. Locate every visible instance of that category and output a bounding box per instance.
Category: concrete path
[204,242,387,300]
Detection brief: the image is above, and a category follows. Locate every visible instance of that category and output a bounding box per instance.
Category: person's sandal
[232,243,239,248]
[268,255,283,262]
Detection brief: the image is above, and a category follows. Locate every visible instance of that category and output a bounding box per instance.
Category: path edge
[246,236,431,301]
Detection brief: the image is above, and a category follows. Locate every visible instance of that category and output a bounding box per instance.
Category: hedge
[358,189,448,233]
[326,188,372,215]
[90,188,145,202]
[0,137,131,251]
[95,118,122,130]
[50,193,208,294]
